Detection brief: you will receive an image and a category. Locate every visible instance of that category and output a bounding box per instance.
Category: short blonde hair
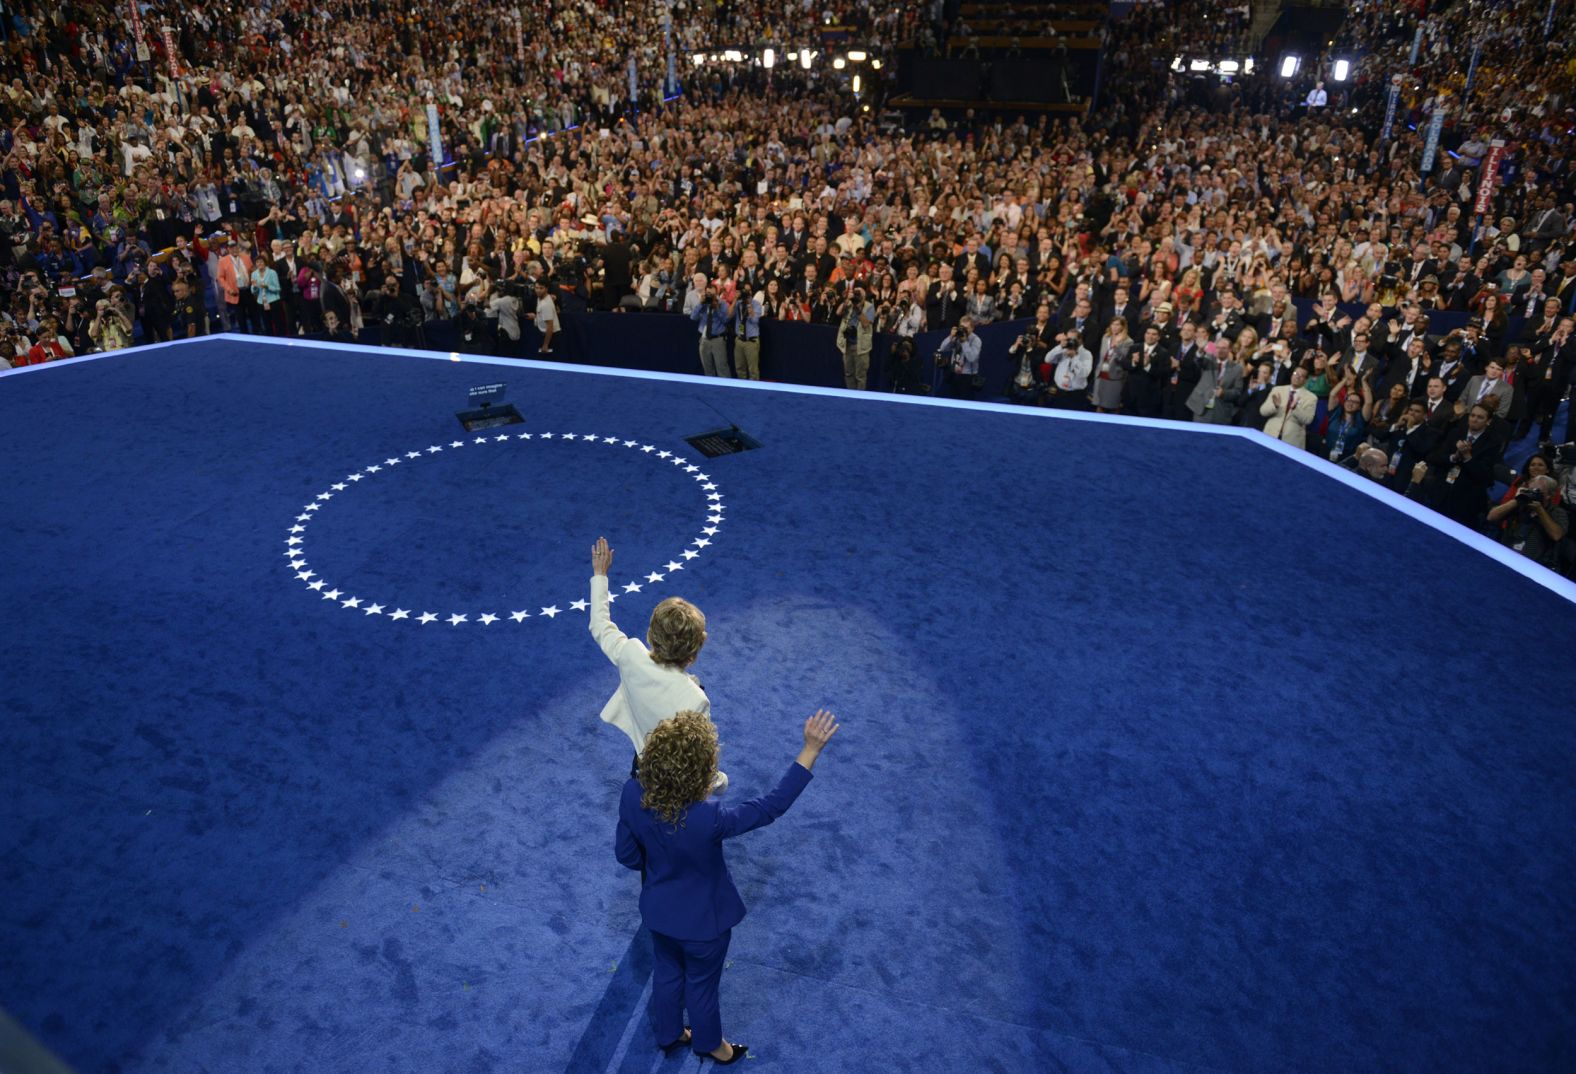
[639,711,718,825]
[647,597,706,668]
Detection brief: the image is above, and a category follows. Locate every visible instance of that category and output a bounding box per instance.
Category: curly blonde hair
[647,597,706,668]
[639,711,718,826]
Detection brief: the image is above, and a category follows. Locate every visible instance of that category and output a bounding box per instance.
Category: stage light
[1279,54,1299,78]
[852,74,861,93]
[1244,58,1255,73]
[800,50,813,70]
[692,53,705,66]
[1189,59,1210,72]
[353,165,366,181]
[833,56,846,69]
[1332,59,1351,81]
[1218,60,1239,74]
[723,49,742,62]
[763,48,775,68]
[871,58,882,69]
[787,51,798,61]
[848,50,867,62]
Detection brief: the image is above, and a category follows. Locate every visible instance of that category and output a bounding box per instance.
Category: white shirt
[1306,87,1327,107]
[534,293,559,331]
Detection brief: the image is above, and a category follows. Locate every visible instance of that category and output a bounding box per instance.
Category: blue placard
[1381,78,1401,141]
[1421,107,1446,174]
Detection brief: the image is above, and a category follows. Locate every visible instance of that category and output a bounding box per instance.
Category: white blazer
[589,575,711,755]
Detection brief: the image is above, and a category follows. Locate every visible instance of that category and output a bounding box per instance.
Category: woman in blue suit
[616,709,839,1064]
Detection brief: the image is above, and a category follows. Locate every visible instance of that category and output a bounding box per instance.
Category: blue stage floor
[2,337,1573,1074]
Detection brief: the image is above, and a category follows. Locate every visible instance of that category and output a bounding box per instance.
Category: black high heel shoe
[709,1042,749,1065]
[657,1029,691,1056]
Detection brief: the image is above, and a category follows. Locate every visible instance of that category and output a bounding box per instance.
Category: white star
[670,457,684,465]
[417,612,439,624]
[341,596,362,608]
[540,432,555,439]
[707,493,722,502]
[665,561,684,572]
[693,538,712,548]
[286,536,304,546]
[332,483,347,491]
[698,473,710,480]
[509,610,530,622]
[622,581,643,593]
[284,550,303,559]
[645,571,665,583]
[603,436,619,444]
[317,492,333,500]
[478,613,499,625]
[295,514,312,523]
[474,437,489,444]
[562,433,578,441]
[389,608,410,620]
[363,603,384,616]
[540,605,561,618]
[494,434,510,442]
[606,593,618,603]
[384,458,400,466]
[623,440,638,447]
[703,527,719,536]
[290,525,306,534]
[682,550,699,560]
[406,450,422,459]
[348,473,364,482]
[702,482,718,491]
[427,446,443,453]
[569,599,590,612]
[305,503,321,511]
[640,444,655,453]
[657,450,672,458]
[685,465,699,473]
[296,570,315,581]
[450,440,464,448]
[309,580,326,591]
[323,588,343,601]
[583,432,599,440]
[517,432,533,440]
[447,613,468,626]
[708,516,724,525]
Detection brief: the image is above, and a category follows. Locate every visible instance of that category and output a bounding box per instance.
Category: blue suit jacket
[616,763,813,941]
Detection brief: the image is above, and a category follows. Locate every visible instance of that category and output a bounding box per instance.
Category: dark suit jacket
[616,763,812,942]
[1424,419,1504,520]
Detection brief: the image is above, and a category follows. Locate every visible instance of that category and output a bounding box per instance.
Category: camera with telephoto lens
[1515,486,1544,506]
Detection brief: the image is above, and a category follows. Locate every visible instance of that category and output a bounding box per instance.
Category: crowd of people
[0,0,1572,570]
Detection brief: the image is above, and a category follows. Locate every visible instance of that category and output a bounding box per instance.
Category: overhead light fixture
[787,51,798,61]
[871,58,882,70]
[1244,58,1255,73]
[723,49,742,62]
[1279,55,1299,78]
[1189,59,1210,72]
[852,74,861,93]
[800,50,813,70]
[692,53,705,66]
[848,50,867,62]
[1332,59,1351,81]
[1218,60,1239,74]
[763,48,775,68]
[833,56,846,69]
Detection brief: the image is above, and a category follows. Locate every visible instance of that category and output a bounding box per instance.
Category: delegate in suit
[616,709,840,1064]
[1260,367,1319,448]
[589,537,725,791]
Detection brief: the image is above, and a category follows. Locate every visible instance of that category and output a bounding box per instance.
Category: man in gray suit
[1459,358,1513,419]
[1186,345,1245,424]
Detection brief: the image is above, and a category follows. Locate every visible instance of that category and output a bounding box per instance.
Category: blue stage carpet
[2,338,1573,1074]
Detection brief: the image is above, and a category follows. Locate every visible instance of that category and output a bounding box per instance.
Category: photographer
[689,284,733,377]
[937,315,983,400]
[1046,328,1094,410]
[87,299,133,352]
[731,290,763,380]
[1485,466,1567,569]
[455,292,496,354]
[527,279,560,355]
[837,287,875,390]
[1005,307,1055,406]
[487,284,523,356]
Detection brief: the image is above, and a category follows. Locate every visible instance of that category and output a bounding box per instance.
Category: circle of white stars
[281,432,724,626]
